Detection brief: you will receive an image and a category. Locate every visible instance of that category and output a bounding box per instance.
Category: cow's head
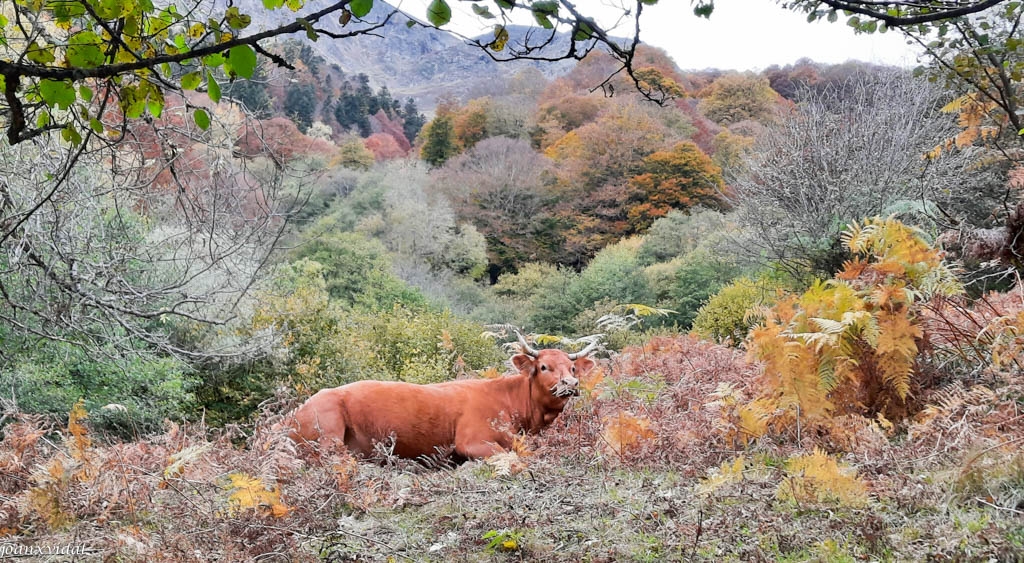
[511,330,598,407]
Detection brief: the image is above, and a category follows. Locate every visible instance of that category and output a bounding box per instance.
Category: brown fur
[286,350,595,460]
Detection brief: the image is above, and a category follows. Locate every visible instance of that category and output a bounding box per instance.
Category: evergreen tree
[334,84,361,130]
[355,74,379,116]
[420,115,458,167]
[284,83,317,133]
[298,43,321,76]
[226,69,271,118]
[401,98,427,142]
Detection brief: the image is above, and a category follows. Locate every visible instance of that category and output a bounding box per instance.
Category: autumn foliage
[235,117,337,162]
[626,141,726,230]
[735,217,964,443]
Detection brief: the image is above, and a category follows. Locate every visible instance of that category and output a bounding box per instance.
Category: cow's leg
[455,440,504,460]
[454,428,509,460]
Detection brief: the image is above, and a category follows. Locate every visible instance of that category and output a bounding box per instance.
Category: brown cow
[286,331,598,461]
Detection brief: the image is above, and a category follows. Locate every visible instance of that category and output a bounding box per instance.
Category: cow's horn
[567,336,602,360]
[513,328,540,357]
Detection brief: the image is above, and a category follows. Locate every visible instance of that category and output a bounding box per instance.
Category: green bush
[290,231,426,311]
[0,345,198,438]
[493,262,575,300]
[636,209,732,266]
[668,249,746,328]
[530,238,654,334]
[692,278,777,345]
[244,259,504,396]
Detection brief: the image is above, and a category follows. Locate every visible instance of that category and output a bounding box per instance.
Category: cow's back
[292,380,471,459]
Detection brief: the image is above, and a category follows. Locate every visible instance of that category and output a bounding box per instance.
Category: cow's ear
[574,357,595,375]
[511,354,535,375]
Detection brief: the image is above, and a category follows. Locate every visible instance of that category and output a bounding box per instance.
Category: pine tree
[377,86,394,117]
[420,115,458,167]
[402,98,427,143]
[226,67,271,118]
[284,83,317,133]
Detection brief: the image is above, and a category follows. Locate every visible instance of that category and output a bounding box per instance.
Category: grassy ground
[1,336,1022,561]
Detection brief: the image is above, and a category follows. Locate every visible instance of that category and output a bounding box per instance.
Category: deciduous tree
[626,141,726,231]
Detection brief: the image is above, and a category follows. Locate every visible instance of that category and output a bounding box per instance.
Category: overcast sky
[403,0,923,71]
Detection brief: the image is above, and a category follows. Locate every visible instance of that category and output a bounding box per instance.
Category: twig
[975,497,1024,515]
[957,436,1024,478]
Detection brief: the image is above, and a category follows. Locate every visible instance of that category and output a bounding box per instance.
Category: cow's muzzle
[551,377,580,398]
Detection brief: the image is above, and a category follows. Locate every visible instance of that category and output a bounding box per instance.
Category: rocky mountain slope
[234,0,580,108]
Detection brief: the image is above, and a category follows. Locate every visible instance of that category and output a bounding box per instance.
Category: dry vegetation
[1,330,1022,561]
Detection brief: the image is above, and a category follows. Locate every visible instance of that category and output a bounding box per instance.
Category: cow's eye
[540,365,548,371]
[571,366,576,374]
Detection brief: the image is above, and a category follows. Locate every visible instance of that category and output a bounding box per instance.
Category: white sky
[402,0,924,71]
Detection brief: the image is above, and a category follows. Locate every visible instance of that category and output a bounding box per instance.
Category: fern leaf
[777,448,868,507]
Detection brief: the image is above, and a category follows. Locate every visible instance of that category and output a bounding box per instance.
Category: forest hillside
[2,0,1024,559]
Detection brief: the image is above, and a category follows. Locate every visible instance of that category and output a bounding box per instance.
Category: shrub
[0,345,198,438]
[247,260,504,396]
[530,238,654,334]
[492,262,575,300]
[290,232,426,311]
[668,249,746,328]
[693,278,777,346]
[636,209,733,266]
[732,217,963,443]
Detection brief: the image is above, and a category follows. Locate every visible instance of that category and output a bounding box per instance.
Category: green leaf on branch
[39,79,76,110]
[226,6,252,29]
[79,85,93,102]
[90,118,104,134]
[147,91,164,118]
[693,1,713,18]
[472,3,495,18]
[36,111,50,128]
[226,44,257,79]
[194,108,211,130]
[181,72,202,90]
[121,84,146,119]
[66,31,105,68]
[27,42,56,64]
[207,72,221,102]
[62,125,83,146]
[296,17,318,41]
[533,0,557,13]
[204,53,226,67]
[489,25,509,51]
[574,21,594,40]
[350,0,373,17]
[427,0,451,26]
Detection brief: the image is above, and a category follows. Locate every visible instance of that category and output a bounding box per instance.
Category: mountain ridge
[233,0,580,109]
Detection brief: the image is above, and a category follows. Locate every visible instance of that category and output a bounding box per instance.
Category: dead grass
[1,335,1022,561]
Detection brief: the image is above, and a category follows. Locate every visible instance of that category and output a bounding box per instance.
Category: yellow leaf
[67,398,90,461]
[601,412,655,456]
[222,472,290,518]
[777,448,868,507]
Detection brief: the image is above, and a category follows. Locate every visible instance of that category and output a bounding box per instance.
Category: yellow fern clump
[601,412,655,458]
[742,217,962,440]
[926,93,1002,159]
[777,448,868,507]
[222,473,289,518]
[696,455,747,497]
